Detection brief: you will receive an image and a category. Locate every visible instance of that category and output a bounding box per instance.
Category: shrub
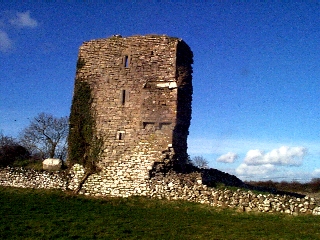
[0,144,30,167]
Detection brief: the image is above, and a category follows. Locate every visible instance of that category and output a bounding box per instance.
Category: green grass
[0,187,320,239]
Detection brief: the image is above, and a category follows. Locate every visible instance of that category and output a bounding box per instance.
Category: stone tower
[69,35,193,195]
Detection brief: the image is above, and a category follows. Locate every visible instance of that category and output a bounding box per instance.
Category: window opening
[118,132,124,140]
[121,90,126,105]
[117,131,125,140]
[159,100,166,105]
[143,122,155,130]
[124,55,129,68]
[159,122,171,130]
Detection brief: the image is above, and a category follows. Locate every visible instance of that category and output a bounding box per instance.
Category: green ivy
[67,79,99,172]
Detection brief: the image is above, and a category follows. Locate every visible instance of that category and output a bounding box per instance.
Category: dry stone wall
[0,165,320,215]
[68,164,320,215]
[0,167,69,190]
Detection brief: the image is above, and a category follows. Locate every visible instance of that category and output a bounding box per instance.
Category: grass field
[1,186,320,240]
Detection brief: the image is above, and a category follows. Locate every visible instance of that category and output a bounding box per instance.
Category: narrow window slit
[118,132,124,140]
[117,131,125,140]
[121,90,126,105]
[124,55,129,67]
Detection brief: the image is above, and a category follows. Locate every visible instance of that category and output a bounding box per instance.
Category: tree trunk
[73,171,92,194]
[49,143,57,158]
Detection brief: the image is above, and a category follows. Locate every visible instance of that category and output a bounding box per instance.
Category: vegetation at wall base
[11,159,43,171]
[0,186,319,240]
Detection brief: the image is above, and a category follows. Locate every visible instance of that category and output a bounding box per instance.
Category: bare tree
[192,156,209,169]
[0,132,16,147]
[19,113,68,160]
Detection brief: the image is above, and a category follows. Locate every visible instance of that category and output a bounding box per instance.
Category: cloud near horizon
[312,168,320,177]
[236,163,276,176]
[244,146,307,166]
[217,152,238,163]
[235,146,307,178]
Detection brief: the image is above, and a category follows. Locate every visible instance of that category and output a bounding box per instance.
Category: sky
[1,1,319,183]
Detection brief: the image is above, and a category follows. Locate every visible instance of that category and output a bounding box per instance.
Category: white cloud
[244,146,307,166]
[234,146,308,181]
[188,137,307,155]
[9,11,38,28]
[217,152,238,163]
[0,30,12,52]
[188,137,318,182]
[236,163,276,176]
[188,137,320,157]
[0,10,39,53]
[312,168,320,177]
[235,165,314,182]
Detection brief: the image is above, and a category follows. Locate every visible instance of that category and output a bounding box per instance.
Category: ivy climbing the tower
[67,78,103,193]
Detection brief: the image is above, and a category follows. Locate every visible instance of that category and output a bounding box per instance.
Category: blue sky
[1,1,319,182]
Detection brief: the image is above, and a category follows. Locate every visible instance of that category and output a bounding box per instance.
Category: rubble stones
[0,167,69,190]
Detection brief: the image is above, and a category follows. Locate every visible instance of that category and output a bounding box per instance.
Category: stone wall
[0,167,69,190]
[3,166,317,215]
[68,164,320,215]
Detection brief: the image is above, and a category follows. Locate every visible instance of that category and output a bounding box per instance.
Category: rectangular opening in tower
[159,122,172,130]
[121,90,126,105]
[117,131,125,140]
[142,122,155,130]
[124,55,129,68]
[118,132,124,140]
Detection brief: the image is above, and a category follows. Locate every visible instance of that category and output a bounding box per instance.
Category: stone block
[42,158,62,171]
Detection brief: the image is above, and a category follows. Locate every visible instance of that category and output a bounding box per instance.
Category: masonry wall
[69,35,193,192]
[0,167,69,190]
[1,166,320,216]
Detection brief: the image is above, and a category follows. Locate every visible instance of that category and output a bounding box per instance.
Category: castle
[68,35,193,195]
[2,35,318,215]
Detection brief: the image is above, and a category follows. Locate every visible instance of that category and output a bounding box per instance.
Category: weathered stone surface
[68,34,193,193]
[1,165,319,215]
[0,167,69,190]
[43,158,62,171]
